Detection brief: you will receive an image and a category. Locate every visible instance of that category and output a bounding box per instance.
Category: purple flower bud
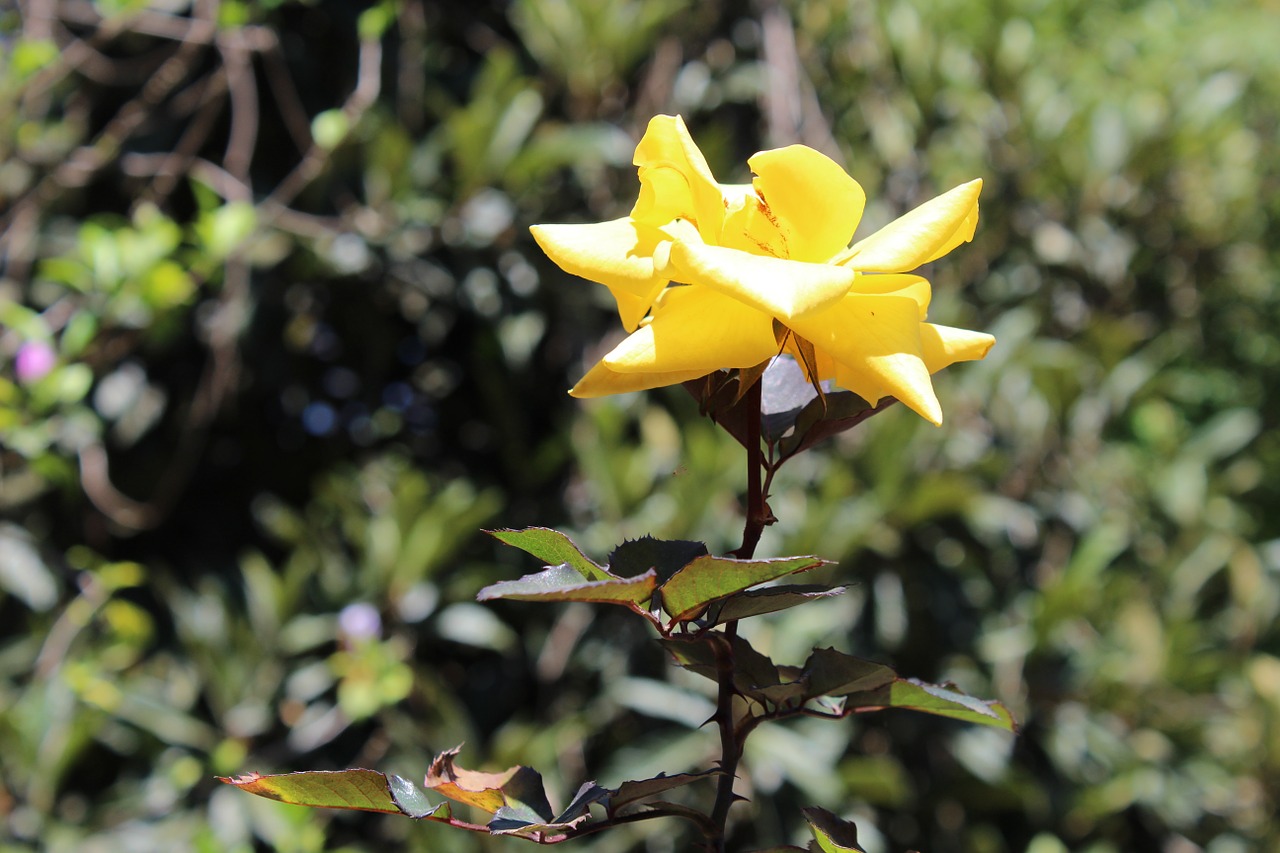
[338,602,382,641]
[15,341,56,384]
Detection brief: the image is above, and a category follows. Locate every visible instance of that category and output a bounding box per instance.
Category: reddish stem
[710,376,769,849]
[731,377,766,560]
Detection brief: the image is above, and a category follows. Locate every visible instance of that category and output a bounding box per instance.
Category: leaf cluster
[226,529,1013,847]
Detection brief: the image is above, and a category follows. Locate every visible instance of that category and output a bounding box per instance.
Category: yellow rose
[531,115,993,425]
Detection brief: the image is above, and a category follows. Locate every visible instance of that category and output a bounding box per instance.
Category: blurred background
[1,0,1277,851]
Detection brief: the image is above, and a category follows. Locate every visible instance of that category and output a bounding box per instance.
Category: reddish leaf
[424,745,554,819]
[684,358,896,464]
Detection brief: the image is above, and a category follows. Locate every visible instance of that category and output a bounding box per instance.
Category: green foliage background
[2,0,1278,851]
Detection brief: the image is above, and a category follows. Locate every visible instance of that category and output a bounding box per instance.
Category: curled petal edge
[834,179,982,273]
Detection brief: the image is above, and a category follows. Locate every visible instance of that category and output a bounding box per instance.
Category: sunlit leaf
[660,555,826,623]
[844,678,1018,732]
[477,563,656,607]
[424,745,553,819]
[141,260,196,310]
[47,364,94,405]
[196,202,256,261]
[11,38,59,79]
[59,311,98,358]
[219,769,446,819]
[489,527,611,581]
[311,109,350,151]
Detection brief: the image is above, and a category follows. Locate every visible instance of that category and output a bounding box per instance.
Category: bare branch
[261,34,384,217]
[218,32,259,185]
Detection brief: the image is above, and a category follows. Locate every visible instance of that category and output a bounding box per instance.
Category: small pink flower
[338,602,382,641]
[15,341,56,384]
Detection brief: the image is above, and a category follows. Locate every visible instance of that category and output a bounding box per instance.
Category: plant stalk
[732,377,766,560]
[708,624,743,852]
[710,376,768,850]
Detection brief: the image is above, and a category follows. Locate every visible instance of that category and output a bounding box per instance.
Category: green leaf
[489,527,610,581]
[490,781,608,835]
[47,363,94,405]
[36,257,91,291]
[388,774,452,820]
[0,301,47,340]
[312,109,350,151]
[845,678,1018,732]
[606,770,722,816]
[197,202,256,261]
[608,535,708,583]
[803,806,866,852]
[660,555,826,623]
[707,585,846,625]
[753,667,811,709]
[59,311,98,358]
[476,564,656,607]
[141,260,196,310]
[357,2,395,40]
[801,648,897,700]
[219,769,447,819]
[11,38,60,80]
[659,634,785,704]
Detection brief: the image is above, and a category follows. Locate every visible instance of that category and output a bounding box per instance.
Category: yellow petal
[742,145,866,262]
[631,115,725,244]
[602,286,779,375]
[719,187,783,257]
[921,198,980,265]
[850,274,932,320]
[530,219,667,331]
[570,359,712,398]
[667,238,855,321]
[836,178,982,273]
[788,293,942,424]
[921,323,995,372]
